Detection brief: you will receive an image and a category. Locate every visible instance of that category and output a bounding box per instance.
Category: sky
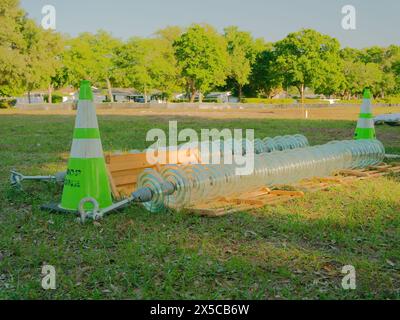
[20,0,399,48]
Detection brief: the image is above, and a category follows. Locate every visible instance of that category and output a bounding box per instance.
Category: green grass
[0,114,399,299]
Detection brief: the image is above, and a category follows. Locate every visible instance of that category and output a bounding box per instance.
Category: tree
[153,27,184,99]
[155,25,183,43]
[273,29,344,101]
[0,0,64,102]
[385,46,400,95]
[0,0,27,97]
[63,31,122,101]
[393,59,400,94]
[113,34,182,102]
[360,46,385,64]
[173,24,229,102]
[313,50,345,97]
[224,26,257,100]
[21,20,64,103]
[342,60,383,98]
[247,42,284,98]
[376,72,396,97]
[341,46,399,98]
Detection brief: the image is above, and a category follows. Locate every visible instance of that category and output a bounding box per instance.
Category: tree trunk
[238,84,243,102]
[48,84,53,104]
[106,78,114,102]
[300,84,305,104]
[28,91,31,104]
[189,80,196,103]
[198,92,202,103]
[190,89,196,103]
[144,85,148,103]
[297,84,306,118]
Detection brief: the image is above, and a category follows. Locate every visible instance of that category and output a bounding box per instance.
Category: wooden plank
[112,174,139,186]
[237,198,266,206]
[105,148,203,198]
[317,177,346,183]
[106,165,120,199]
[111,167,151,178]
[369,165,391,171]
[235,188,271,200]
[338,169,370,177]
[190,164,400,217]
[108,160,153,172]
[269,190,305,197]
[106,159,400,217]
[263,195,300,204]
[117,185,136,197]
[105,154,111,164]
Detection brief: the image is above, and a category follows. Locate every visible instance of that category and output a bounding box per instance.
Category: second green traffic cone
[60,80,112,211]
[354,88,376,140]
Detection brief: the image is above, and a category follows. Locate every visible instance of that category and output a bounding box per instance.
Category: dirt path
[2,106,400,120]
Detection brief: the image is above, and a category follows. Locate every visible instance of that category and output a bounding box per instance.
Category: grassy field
[0,112,399,299]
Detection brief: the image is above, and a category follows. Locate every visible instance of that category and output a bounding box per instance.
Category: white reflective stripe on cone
[70,139,104,158]
[75,100,99,129]
[357,118,375,128]
[360,99,372,114]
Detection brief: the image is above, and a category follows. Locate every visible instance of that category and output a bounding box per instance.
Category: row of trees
[1,0,400,103]
[0,0,63,101]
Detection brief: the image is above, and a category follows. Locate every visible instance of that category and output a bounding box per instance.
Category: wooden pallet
[105,152,399,217]
[106,147,201,198]
[188,162,400,217]
[187,187,305,217]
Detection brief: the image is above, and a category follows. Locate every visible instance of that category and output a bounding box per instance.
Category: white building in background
[16,87,76,104]
[16,87,151,104]
[73,88,152,103]
[205,92,239,103]
[16,92,45,104]
[173,91,239,103]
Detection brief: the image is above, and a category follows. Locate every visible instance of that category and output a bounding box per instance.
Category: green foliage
[62,31,122,89]
[0,98,16,108]
[334,97,400,105]
[344,61,381,95]
[300,99,330,104]
[43,94,63,104]
[241,98,295,104]
[173,24,229,101]
[0,0,399,103]
[241,98,330,105]
[170,98,190,103]
[0,0,29,96]
[113,27,183,100]
[341,46,400,98]
[247,44,283,98]
[0,0,64,98]
[335,99,363,104]
[273,29,345,99]
[22,22,64,94]
[224,26,259,99]
[380,96,400,104]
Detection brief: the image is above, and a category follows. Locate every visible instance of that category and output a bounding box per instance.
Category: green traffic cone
[60,80,112,211]
[354,89,376,140]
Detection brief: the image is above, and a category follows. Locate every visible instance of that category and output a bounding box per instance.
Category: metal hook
[78,197,101,223]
